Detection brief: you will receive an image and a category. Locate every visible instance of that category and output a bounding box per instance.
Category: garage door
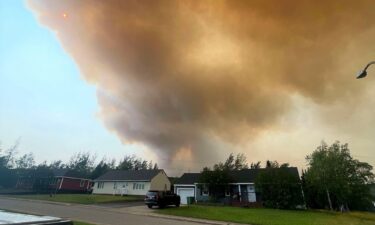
[177,188,195,204]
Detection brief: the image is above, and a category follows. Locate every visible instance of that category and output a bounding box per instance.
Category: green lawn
[158,205,375,225]
[73,221,96,225]
[6,194,143,204]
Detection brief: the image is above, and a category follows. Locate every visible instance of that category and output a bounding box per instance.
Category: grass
[5,194,143,204]
[157,205,375,225]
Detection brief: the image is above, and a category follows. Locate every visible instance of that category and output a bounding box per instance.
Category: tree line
[0,141,158,190]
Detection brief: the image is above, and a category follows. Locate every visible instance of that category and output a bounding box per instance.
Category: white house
[93,169,171,196]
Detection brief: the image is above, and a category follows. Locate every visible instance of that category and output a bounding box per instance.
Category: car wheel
[147,204,152,209]
[176,203,180,207]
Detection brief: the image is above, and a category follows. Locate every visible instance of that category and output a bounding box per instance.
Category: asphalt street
[0,197,206,225]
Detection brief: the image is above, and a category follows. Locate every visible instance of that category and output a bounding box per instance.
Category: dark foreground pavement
[0,197,208,225]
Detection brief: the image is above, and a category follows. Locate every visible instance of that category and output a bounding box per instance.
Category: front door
[247,184,256,202]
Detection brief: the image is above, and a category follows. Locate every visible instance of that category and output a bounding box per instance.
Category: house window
[248,184,255,192]
[225,188,230,196]
[132,183,144,190]
[201,185,209,196]
[80,180,85,187]
[97,182,104,189]
[113,182,117,189]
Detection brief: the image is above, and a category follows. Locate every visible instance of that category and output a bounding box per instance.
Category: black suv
[144,190,180,208]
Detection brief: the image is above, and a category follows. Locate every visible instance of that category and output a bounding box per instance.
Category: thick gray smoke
[29,0,375,172]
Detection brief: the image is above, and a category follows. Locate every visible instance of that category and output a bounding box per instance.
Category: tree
[0,141,19,188]
[117,155,135,170]
[141,160,148,170]
[132,158,148,170]
[234,153,249,170]
[266,160,279,168]
[304,141,374,211]
[48,160,66,169]
[0,140,19,169]
[117,155,155,170]
[250,161,261,169]
[31,163,54,192]
[15,153,35,169]
[148,161,153,170]
[91,158,115,179]
[255,165,303,209]
[68,152,95,178]
[153,163,159,170]
[213,153,249,171]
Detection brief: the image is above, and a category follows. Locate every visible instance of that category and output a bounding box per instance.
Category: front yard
[157,205,375,225]
[5,194,143,204]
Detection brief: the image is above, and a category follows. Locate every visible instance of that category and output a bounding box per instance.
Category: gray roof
[174,173,200,185]
[95,169,163,181]
[175,167,299,184]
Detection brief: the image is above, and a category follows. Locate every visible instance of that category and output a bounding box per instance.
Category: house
[174,167,299,205]
[93,169,171,196]
[49,169,92,193]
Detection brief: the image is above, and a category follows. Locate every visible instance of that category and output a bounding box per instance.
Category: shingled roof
[95,169,163,181]
[175,167,299,184]
[174,173,201,185]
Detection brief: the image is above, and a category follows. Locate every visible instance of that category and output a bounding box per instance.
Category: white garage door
[177,188,195,204]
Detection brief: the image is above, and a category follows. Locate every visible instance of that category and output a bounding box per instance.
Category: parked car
[144,190,180,208]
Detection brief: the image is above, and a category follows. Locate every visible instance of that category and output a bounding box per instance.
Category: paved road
[94,201,144,208]
[0,198,204,225]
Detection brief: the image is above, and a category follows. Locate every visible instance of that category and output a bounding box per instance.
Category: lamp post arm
[364,61,375,71]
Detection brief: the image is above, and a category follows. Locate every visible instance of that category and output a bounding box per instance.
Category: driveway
[0,197,211,225]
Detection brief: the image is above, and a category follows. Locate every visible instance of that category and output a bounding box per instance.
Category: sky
[1,0,375,176]
[0,0,150,167]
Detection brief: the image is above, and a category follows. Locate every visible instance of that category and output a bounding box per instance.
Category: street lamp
[357,61,375,79]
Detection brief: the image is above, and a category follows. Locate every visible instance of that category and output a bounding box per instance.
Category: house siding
[150,171,171,191]
[173,184,209,202]
[93,181,151,195]
[195,185,209,202]
[61,178,81,191]
[53,177,91,192]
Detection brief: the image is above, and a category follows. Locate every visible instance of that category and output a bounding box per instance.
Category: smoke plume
[28,0,375,172]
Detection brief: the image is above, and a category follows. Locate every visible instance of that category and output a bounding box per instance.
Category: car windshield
[146,191,158,196]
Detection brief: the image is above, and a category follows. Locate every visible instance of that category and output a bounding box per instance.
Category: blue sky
[0,0,135,163]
